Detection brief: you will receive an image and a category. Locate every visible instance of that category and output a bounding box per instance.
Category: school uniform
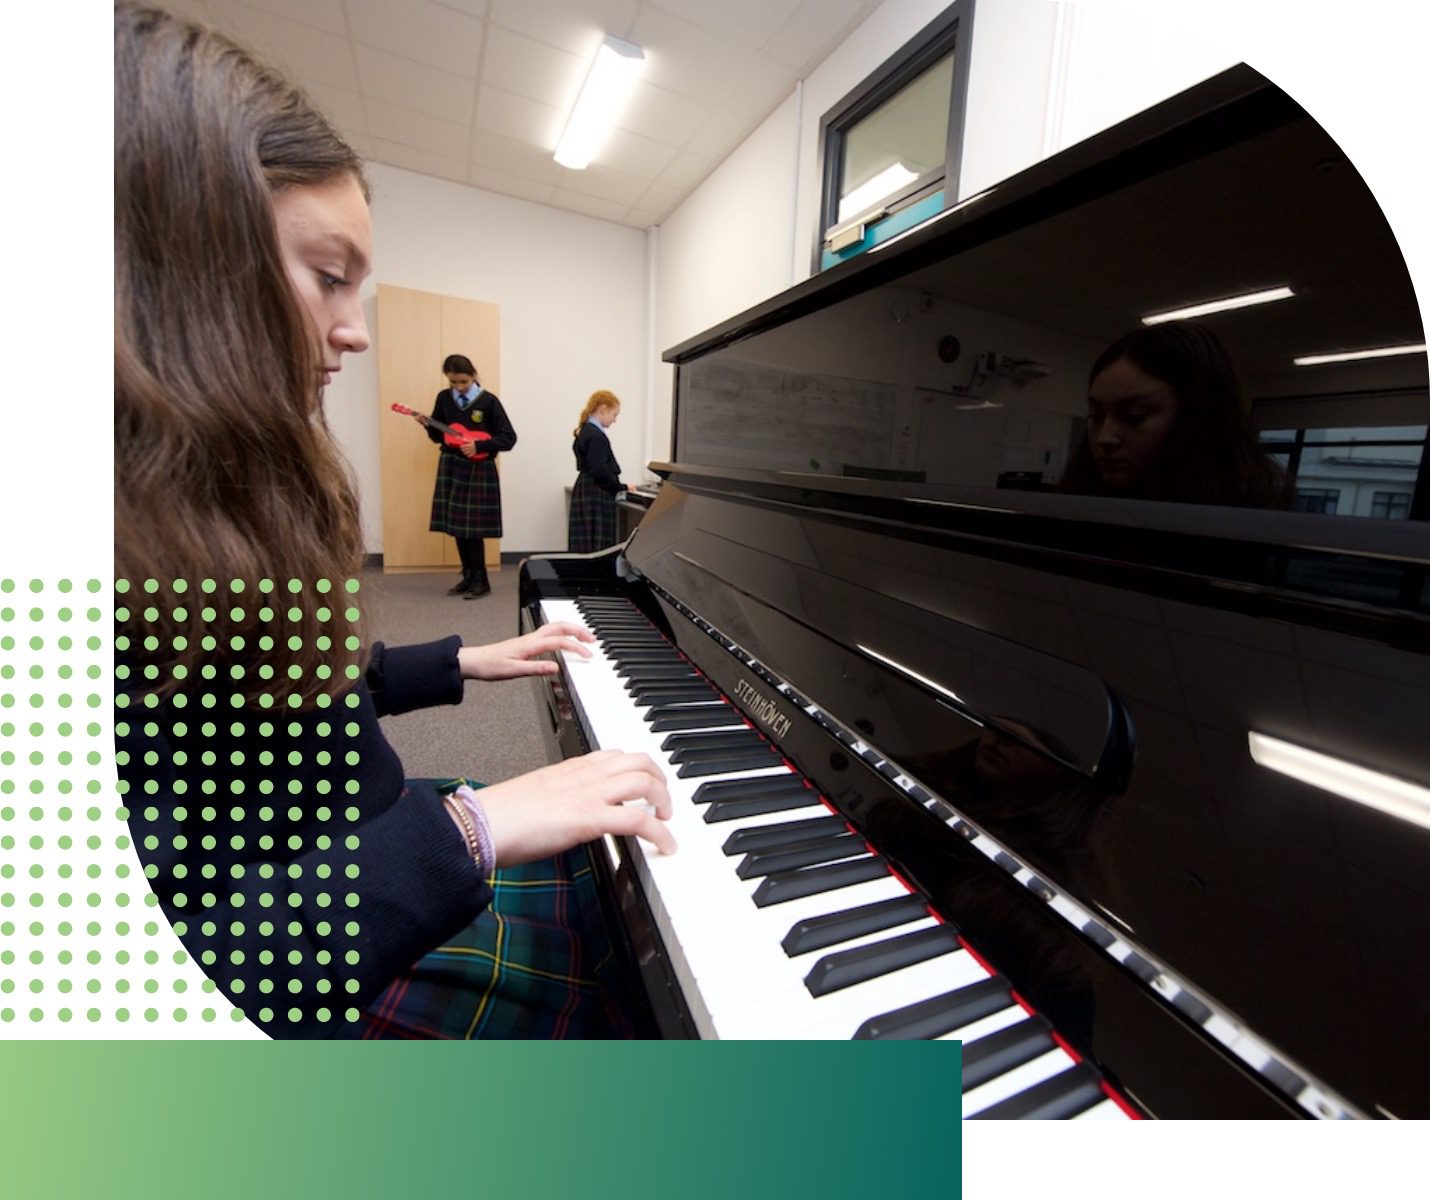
[568,418,622,553]
[427,384,516,593]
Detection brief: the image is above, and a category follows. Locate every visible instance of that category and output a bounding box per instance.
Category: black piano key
[854,976,1015,1040]
[752,855,888,906]
[651,710,746,734]
[662,729,764,754]
[620,664,700,681]
[721,814,847,855]
[782,894,930,956]
[604,650,685,664]
[803,924,961,997]
[692,775,810,805]
[676,747,781,776]
[704,792,821,822]
[965,1064,1106,1121]
[630,682,720,703]
[736,832,865,880]
[961,1016,1055,1091]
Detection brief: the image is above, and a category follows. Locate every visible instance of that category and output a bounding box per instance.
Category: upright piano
[520,65,1430,1119]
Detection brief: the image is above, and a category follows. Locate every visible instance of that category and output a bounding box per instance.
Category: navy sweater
[115,637,491,1038]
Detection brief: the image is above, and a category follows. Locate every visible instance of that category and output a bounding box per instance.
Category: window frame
[813,0,975,272]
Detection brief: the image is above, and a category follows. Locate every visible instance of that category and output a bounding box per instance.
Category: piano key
[650,709,747,733]
[752,856,890,906]
[669,744,780,772]
[631,686,723,707]
[782,893,931,956]
[693,775,811,805]
[804,925,963,997]
[735,831,866,879]
[704,790,824,823]
[721,814,849,855]
[961,1016,1057,1091]
[621,665,701,682]
[965,1063,1106,1121]
[934,1002,1030,1045]
[1073,1099,1127,1121]
[854,975,1016,1040]
[961,1049,1076,1115]
[677,750,782,777]
[662,729,767,754]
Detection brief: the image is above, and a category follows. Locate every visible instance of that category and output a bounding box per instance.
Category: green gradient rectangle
[0,1041,960,1197]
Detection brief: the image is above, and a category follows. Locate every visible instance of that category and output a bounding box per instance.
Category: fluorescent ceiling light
[1248,732,1430,834]
[1141,286,1295,326]
[554,35,644,170]
[1294,342,1428,367]
[837,162,919,223]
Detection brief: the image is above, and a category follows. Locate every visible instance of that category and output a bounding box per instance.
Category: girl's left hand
[457,622,595,681]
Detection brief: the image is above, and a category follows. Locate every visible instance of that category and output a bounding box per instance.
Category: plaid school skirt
[356,781,637,1040]
[568,474,619,553]
[430,453,503,539]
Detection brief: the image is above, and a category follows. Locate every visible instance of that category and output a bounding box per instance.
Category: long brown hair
[573,389,620,438]
[115,3,368,699]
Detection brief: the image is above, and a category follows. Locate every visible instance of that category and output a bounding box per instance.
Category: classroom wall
[648,0,1238,462]
[322,161,649,556]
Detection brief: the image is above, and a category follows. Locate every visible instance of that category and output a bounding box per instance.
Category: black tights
[455,537,488,587]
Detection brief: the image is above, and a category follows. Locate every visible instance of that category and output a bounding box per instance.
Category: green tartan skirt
[355,781,637,1039]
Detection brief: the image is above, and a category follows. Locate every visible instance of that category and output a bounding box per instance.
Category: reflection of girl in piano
[1060,321,1289,507]
[114,3,673,1039]
[568,390,625,552]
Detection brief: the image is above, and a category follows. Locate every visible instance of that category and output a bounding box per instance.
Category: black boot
[464,558,491,598]
[450,538,477,594]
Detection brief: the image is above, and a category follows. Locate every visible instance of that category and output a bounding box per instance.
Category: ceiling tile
[366,99,471,161]
[436,0,491,18]
[482,26,586,111]
[646,0,804,51]
[303,82,369,139]
[596,127,678,180]
[225,0,347,36]
[656,150,713,193]
[633,181,683,218]
[627,6,759,105]
[488,0,639,57]
[469,130,566,185]
[208,1,359,91]
[354,45,477,124]
[368,137,470,186]
[468,165,557,206]
[762,0,877,71]
[556,163,649,206]
[729,52,797,117]
[614,80,712,148]
[683,104,756,159]
[546,189,631,223]
[623,209,658,229]
[345,0,486,79]
[475,84,565,149]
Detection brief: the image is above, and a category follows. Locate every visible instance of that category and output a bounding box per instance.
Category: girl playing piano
[114,2,674,1039]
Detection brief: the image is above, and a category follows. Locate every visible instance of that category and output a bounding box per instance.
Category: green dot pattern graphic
[0,578,365,1032]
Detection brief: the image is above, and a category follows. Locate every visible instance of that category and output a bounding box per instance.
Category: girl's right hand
[475,750,675,866]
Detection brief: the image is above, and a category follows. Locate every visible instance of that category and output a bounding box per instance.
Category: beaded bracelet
[452,785,497,877]
[443,796,480,865]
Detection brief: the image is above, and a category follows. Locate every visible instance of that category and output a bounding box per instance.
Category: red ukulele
[391,403,493,461]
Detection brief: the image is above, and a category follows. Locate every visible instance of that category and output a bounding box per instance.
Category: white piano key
[934,1000,1027,1043]
[1072,1098,1128,1120]
[961,1048,1072,1117]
